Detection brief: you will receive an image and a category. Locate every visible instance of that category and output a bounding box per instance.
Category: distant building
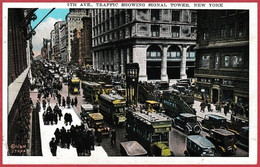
[53,21,66,61]
[66,9,90,62]
[60,22,68,62]
[41,38,51,60]
[194,10,249,106]
[92,9,197,82]
[81,16,92,66]
[71,29,82,65]
[50,30,55,60]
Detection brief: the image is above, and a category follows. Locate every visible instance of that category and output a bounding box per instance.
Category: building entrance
[212,89,219,104]
[147,61,161,80]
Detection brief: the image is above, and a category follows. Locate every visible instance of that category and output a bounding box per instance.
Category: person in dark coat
[111,129,116,146]
[64,113,69,126]
[49,137,57,156]
[67,96,71,108]
[62,97,66,108]
[60,127,66,148]
[71,98,74,107]
[74,97,78,107]
[54,128,60,144]
[58,109,63,121]
[96,129,102,146]
[42,99,47,110]
[65,130,71,149]
[224,103,229,116]
[68,113,73,125]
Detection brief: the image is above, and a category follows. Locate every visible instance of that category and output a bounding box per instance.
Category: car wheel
[193,125,201,134]
[184,127,190,135]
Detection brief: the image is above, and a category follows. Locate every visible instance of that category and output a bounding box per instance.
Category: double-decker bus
[68,77,80,94]
[82,81,101,104]
[126,109,172,156]
[99,94,126,125]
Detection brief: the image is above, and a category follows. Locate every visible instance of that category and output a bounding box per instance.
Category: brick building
[194,10,249,106]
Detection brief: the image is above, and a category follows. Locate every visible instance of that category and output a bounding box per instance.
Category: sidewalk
[192,100,232,121]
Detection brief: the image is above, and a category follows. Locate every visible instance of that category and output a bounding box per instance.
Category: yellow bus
[126,109,172,156]
[99,93,126,125]
[69,77,80,94]
[82,81,101,104]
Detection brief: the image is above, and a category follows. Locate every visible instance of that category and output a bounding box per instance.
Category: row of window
[197,78,233,85]
[200,55,244,69]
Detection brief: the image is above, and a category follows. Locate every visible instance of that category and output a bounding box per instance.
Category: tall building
[8,8,37,155]
[60,22,68,62]
[194,10,249,106]
[41,38,51,60]
[70,29,82,65]
[53,21,66,61]
[92,9,197,82]
[66,9,90,62]
[50,30,55,60]
[81,16,92,66]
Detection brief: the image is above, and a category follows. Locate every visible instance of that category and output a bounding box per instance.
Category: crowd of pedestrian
[200,99,249,118]
[50,124,95,156]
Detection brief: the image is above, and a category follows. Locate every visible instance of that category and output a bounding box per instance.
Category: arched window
[147,45,162,58]
[167,45,181,58]
[187,46,195,58]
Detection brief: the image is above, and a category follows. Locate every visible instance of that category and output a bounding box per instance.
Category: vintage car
[206,129,237,155]
[236,126,249,151]
[201,114,227,130]
[172,113,201,135]
[184,135,215,156]
[80,104,94,123]
[120,141,148,156]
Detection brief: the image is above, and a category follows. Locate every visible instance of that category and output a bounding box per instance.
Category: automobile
[184,135,215,156]
[201,114,227,130]
[120,141,148,156]
[87,112,110,136]
[80,104,94,123]
[236,126,249,151]
[206,129,237,155]
[172,113,201,135]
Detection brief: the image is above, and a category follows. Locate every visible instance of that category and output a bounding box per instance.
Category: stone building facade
[53,21,66,61]
[81,16,92,66]
[50,30,55,60]
[194,10,249,106]
[92,9,196,82]
[66,9,90,62]
[71,29,82,65]
[59,22,68,62]
[8,8,37,155]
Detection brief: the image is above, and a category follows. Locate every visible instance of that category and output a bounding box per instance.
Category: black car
[184,135,215,156]
[236,126,249,151]
[201,114,227,130]
[206,129,237,155]
[172,113,201,135]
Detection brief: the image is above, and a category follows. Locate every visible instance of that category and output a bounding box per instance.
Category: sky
[31,9,69,56]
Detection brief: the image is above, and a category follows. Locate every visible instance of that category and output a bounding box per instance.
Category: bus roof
[211,129,235,136]
[82,81,100,86]
[71,77,80,82]
[132,111,171,125]
[146,100,159,105]
[120,141,147,156]
[88,113,103,121]
[100,94,124,102]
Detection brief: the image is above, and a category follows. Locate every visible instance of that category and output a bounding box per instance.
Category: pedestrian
[42,99,47,110]
[54,128,60,144]
[215,102,221,113]
[111,129,116,146]
[65,130,71,149]
[58,109,63,121]
[71,98,74,107]
[58,95,61,107]
[49,137,57,156]
[200,100,206,112]
[60,127,66,148]
[67,96,71,108]
[96,129,102,146]
[207,102,212,112]
[62,97,66,108]
[224,103,229,116]
[74,97,78,107]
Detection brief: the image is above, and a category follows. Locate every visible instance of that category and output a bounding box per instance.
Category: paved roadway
[31,77,249,157]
